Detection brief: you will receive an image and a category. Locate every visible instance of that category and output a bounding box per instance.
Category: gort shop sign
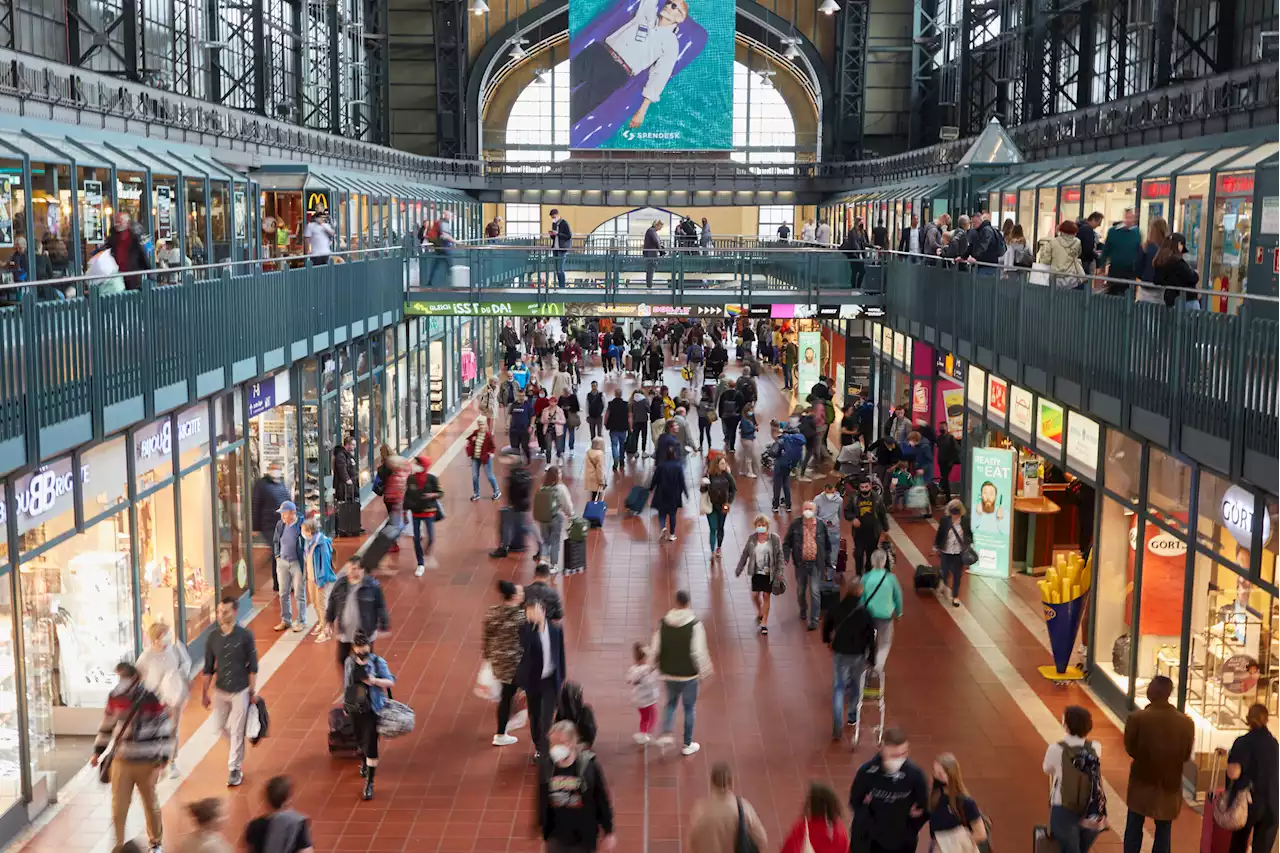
[0,463,91,526]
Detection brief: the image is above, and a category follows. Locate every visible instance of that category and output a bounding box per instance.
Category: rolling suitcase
[360,522,400,570]
[625,485,649,514]
[335,500,362,537]
[913,563,940,591]
[835,536,849,574]
[625,430,639,456]
[564,538,587,574]
[583,500,606,527]
[1034,824,1059,853]
[1202,749,1234,852]
[327,707,359,755]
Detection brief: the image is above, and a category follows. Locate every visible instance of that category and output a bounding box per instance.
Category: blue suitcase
[624,485,648,514]
[583,500,606,527]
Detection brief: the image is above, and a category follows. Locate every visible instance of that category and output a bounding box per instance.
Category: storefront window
[1103,430,1142,504]
[209,179,231,263]
[1263,497,1277,587]
[1197,472,1254,571]
[301,361,322,516]
[81,437,129,522]
[1083,181,1137,227]
[1173,172,1210,268]
[76,164,111,272]
[1036,188,1057,244]
[1208,171,1253,314]
[185,178,208,265]
[1139,178,1172,231]
[388,358,403,451]
[117,172,145,230]
[1018,189,1034,234]
[1134,519,1189,703]
[216,448,248,600]
[16,459,80,552]
[0,575,20,808]
[1147,448,1191,534]
[151,175,179,244]
[180,466,215,641]
[136,482,177,632]
[215,392,243,444]
[1094,496,1139,694]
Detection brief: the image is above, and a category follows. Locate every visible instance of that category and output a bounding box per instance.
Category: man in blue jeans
[604,388,631,471]
[649,589,712,757]
[548,209,571,287]
[822,577,877,746]
[771,426,805,513]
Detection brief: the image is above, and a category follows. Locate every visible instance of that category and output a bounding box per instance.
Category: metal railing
[413,242,886,302]
[0,248,406,475]
[880,252,1279,479]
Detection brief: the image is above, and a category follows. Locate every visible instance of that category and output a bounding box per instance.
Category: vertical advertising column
[968,447,1014,577]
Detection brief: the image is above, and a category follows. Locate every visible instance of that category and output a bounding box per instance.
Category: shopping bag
[377,699,416,739]
[906,483,930,510]
[473,661,501,701]
[1029,261,1052,286]
[506,708,529,733]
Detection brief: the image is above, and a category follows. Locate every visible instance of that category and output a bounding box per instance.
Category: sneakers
[310,622,324,635]
[315,632,329,643]
[489,547,509,558]
[415,565,425,577]
[493,490,502,500]
[471,494,480,502]
[168,762,181,779]
[272,622,289,632]
[759,625,768,635]
[150,846,164,853]
[291,622,305,632]
[681,742,701,756]
[667,533,677,542]
[227,769,243,787]
[493,734,518,746]
[632,732,651,745]
[746,472,757,479]
[952,597,961,608]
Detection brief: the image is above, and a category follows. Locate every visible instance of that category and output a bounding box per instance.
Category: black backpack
[343,680,371,716]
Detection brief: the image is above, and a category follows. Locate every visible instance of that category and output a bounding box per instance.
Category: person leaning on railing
[1152,233,1201,310]
[1034,220,1086,290]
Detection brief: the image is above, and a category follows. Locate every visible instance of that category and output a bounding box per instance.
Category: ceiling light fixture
[783,38,800,60]
[509,39,528,60]
[469,0,489,15]
[819,0,840,14]
[535,67,551,84]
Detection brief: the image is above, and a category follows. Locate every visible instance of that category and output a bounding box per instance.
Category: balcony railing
[0,249,406,476]
[882,254,1279,491]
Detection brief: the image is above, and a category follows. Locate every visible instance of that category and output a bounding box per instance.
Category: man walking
[586,380,605,440]
[604,388,631,472]
[251,462,290,593]
[491,450,535,558]
[1122,676,1194,853]
[823,577,877,744]
[848,478,890,575]
[650,590,712,756]
[848,727,929,853]
[716,378,742,453]
[783,500,835,630]
[538,721,615,853]
[517,599,566,762]
[935,423,960,501]
[303,210,336,264]
[92,662,174,853]
[783,336,798,390]
[325,557,391,670]
[202,595,259,787]
[1100,208,1142,295]
[549,209,571,288]
[272,500,307,632]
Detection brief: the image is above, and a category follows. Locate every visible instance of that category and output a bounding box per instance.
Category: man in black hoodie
[845,478,890,576]
[848,727,929,853]
[823,577,877,744]
[585,381,605,440]
[490,451,534,557]
[539,720,615,852]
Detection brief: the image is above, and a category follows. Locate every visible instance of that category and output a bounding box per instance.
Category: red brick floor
[16,357,1204,853]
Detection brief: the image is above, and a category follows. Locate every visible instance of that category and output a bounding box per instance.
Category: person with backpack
[689,762,768,853]
[823,576,876,744]
[491,451,535,558]
[848,727,929,853]
[555,682,598,749]
[1043,705,1107,853]
[961,213,1003,269]
[243,776,312,853]
[1121,675,1194,853]
[771,423,806,513]
[928,753,990,852]
[538,720,614,851]
[716,378,742,452]
[685,338,705,389]
[532,466,575,574]
[422,210,456,288]
[342,630,395,800]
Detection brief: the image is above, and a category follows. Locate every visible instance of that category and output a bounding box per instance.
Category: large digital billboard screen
[568,0,733,150]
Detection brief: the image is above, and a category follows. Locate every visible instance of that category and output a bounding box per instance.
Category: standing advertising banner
[569,0,733,150]
[798,331,821,392]
[83,180,105,243]
[968,447,1014,577]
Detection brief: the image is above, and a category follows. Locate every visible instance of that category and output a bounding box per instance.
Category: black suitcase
[327,707,359,755]
[625,430,639,456]
[359,522,400,570]
[564,538,587,573]
[500,507,528,552]
[913,563,940,592]
[335,500,362,537]
[624,485,649,514]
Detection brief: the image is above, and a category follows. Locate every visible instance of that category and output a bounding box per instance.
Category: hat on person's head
[277,500,298,514]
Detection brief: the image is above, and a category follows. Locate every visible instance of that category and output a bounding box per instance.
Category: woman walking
[482,580,526,747]
[373,444,405,552]
[404,454,443,576]
[584,436,608,502]
[533,466,575,572]
[933,499,973,607]
[701,451,736,567]
[136,622,191,778]
[343,630,396,800]
[1153,233,1200,309]
[1136,217,1170,304]
[301,517,337,642]
[689,762,768,853]
[466,415,501,501]
[780,783,848,853]
[1225,703,1278,853]
[174,798,231,853]
[650,451,687,543]
[540,392,567,464]
[929,753,990,852]
[738,403,761,478]
[735,515,784,634]
[696,386,715,452]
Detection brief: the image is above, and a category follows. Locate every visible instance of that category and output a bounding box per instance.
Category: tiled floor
[14,357,1204,853]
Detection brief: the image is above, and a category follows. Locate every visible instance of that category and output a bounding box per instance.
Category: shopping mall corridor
[13,358,1202,853]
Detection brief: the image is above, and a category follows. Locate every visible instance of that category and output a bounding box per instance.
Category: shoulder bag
[1213,783,1252,831]
[98,692,148,783]
[735,798,759,853]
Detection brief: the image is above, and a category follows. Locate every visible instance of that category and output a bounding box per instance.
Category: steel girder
[909,0,943,148]
[433,0,466,158]
[834,0,868,161]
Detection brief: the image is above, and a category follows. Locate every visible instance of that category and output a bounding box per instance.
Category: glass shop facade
[868,321,1279,805]
[0,312,498,841]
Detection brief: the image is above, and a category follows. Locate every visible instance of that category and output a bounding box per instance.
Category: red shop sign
[1142,180,1171,199]
[1218,173,1254,196]
[1062,187,1082,203]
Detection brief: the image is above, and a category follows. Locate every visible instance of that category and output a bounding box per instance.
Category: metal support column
[252,0,268,116]
[433,0,467,158]
[909,0,942,148]
[834,0,868,161]
[1075,0,1095,105]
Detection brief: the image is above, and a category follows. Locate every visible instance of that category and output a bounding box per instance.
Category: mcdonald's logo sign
[306,192,330,214]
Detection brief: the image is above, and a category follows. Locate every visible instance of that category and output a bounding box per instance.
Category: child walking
[626,642,660,744]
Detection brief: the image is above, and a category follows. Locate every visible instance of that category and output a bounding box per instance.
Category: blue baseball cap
[277,500,298,513]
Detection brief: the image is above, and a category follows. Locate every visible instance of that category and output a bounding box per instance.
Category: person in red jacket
[404,455,443,576]
[466,416,501,502]
[780,782,848,853]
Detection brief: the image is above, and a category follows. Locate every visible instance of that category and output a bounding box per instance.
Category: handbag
[376,699,416,739]
[1029,261,1052,287]
[98,692,148,784]
[933,826,981,853]
[698,490,713,516]
[771,574,787,596]
[1213,784,1252,831]
[735,797,759,853]
[473,661,502,702]
[565,410,581,429]
[961,546,979,566]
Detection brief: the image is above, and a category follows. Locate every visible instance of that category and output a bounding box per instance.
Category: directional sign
[404,301,565,317]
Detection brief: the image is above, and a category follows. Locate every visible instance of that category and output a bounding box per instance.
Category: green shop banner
[405,301,566,317]
[968,447,1014,577]
[568,0,734,150]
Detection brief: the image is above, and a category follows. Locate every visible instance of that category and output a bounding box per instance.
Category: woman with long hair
[343,630,396,800]
[482,580,526,747]
[780,783,847,853]
[135,622,191,778]
[1153,233,1200,309]
[933,499,974,607]
[1137,216,1170,303]
[175,797,231,853]
[1225,703,1278,853]
[928,753,989,852]
[701,451,736,567]
[735,514,784,634]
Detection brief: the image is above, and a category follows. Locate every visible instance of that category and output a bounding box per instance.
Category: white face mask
[803,509,815,519]
[755,526,768,535]
[882,757,906,774]
[549,744,572,764]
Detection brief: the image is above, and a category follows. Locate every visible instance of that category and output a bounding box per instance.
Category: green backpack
[533,485,559,523]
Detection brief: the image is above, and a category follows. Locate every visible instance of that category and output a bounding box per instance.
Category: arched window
[502,59,797,162]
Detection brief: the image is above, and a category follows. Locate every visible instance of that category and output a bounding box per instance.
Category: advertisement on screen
[569,0,733,150]
[969,447,1014,577]
[798,331,821,392]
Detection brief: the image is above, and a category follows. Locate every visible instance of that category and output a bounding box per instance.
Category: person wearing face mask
[932,500,974,607]
[136,622,191,778]
[738,403,761,478]
[927,753,989,852]
[822,577,876,744]
[735,515,784,634]
[814,482,844,575]
[342,631,396,800]
[847,727,929,853]
[628,388,650,459]
[326,558,391,678]
[92,661,175,853]
[201,596,259,788]
[517,600,567,763]
[301,517,337,641]
[538,721,615,853]
[250,462,290,593]
[783,501,835,630]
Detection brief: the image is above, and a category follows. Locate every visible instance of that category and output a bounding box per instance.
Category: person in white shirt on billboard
[571,0,689,131]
